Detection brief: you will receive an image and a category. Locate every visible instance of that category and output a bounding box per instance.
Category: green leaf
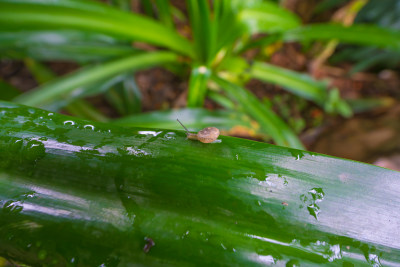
[285,23,400,51]
[250,61,353,117]
[0,30,137,62]
[207,91,236,110]
[106,75,142,115]
[212,76,304,149]
[66,99,109,122]
[154,0,174,29]
[186,0,213,63]
[250,61,328,104]
[0,0,194,57]
[13,51,179,107]
[24,58,55,84]
[238,2,301,34]
[0,80,20,101]
[112,107,253,131]
[1,101,399,266]
[187,65,211,107]
[24,58,109,121]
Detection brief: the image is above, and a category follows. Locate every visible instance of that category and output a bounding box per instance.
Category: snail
[177,119,220,143]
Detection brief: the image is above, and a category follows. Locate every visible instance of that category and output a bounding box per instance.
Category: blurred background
[1,0,400,170]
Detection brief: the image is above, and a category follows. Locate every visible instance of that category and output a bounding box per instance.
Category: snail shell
[177,119,220,143]
[187,127,220,143]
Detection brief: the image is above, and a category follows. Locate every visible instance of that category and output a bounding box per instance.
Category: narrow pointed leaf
[213,76,304,149]
[0,0,194,57]
[285,23,400,51]
[0,30,136,62]
[250,61,328,104]
[13,52,179,107]
[238,2,301,34]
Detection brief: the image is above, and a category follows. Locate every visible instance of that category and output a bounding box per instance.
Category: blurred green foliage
[1,0,399,148]
[331,0,400,72]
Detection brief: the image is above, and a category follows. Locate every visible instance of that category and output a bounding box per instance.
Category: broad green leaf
[284,23,400,51]
[1,101,399,266]
[13,51,179,107]
[212,76,304,149]
[0,0,194,57]
[238,2,301,34]
[112,107,253,131]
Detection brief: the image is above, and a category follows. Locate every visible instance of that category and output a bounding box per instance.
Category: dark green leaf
[0,0,194,57]
[0,101,399,266]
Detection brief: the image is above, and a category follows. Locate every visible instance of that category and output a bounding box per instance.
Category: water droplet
[307,204,320,220]
[2,200,23,213]
[162,132,176,140]
[84,125,95,130]
[289,149,304,160]
[308,188,325,202]
[367,254,381,267]
[221,243,227,250]
[64,120,75,126]
[258,255,275,264]
[22,191,37,199]
[236,154,239,160]
[138,131,162,136]
[328,244,342,262]
[286,259,300,267]
[25,140,46,161]
[48,113,54,116]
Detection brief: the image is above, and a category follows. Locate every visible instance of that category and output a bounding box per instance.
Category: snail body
[177,119,220,143]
